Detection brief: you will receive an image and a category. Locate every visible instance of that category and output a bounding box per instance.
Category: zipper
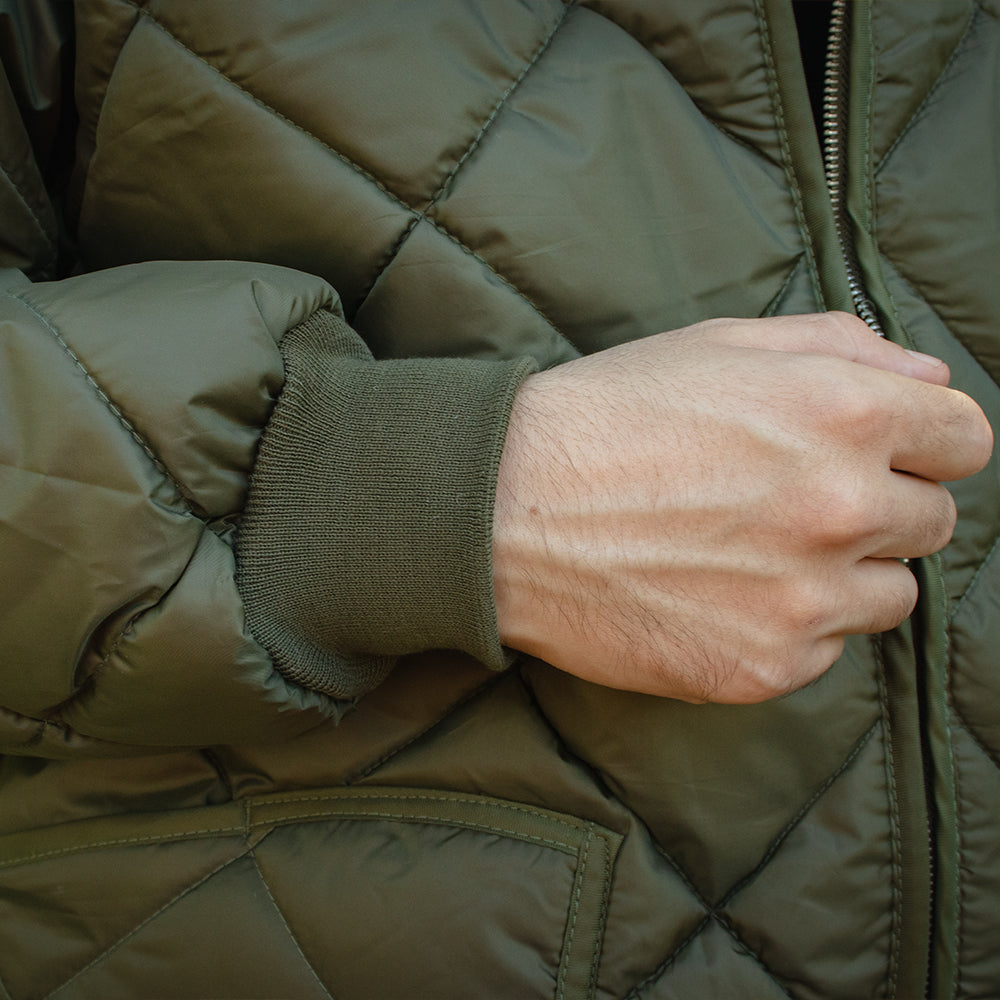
[821,0,884,335]
[820,4,936,995]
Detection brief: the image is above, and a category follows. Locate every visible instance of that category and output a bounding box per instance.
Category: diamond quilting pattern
[724,733,895,1000]
[618,725,893,1000]
[950,721,1000,998]
[950,571,1000,761]
[248,819,576,998]
[625,921,797,1000]
[0,837,247,1000]
[527,634,884,906]
[1,790,622,1000]
[46,852,336,1000]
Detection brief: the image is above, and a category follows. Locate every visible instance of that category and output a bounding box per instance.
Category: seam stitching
[125,1,574,349]
[588,830,613,996]
[872,252,1000,624]
[0,826,246,870]
[409,215,573,345]
[345,673,505,784]
[252,790,587,828]
[950,708,1000,774]
[249,852,338,1000]
[621,916,712,999]
[123,1,410,215]
[8,291,195,512]
[761,254,806,317]
[252,807,578,853]
[862,2,910,349]
[709,913,799,999]
[875,2,985,176]
[951,736,967,999]
[752,0,825,308]
[933,557,962,1000]
[355,2,576,311]
[876,251,998,406]
[626,720,879,997]
[946,691,966,999]
[584,3,782,172]
[718,722,878,907]
[874,252,956,356]
[40,848,252,999]
[0,793,606,869]
[557,823,592,1000]
[0,709,125,755]
[949,529,1000,625]
[860,4,897,340]
[874,636,903,998]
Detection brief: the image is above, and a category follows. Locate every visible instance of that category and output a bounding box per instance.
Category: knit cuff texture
[236,308,536,702]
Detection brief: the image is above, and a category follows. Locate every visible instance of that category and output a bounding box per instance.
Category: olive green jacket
[1,1,998,997]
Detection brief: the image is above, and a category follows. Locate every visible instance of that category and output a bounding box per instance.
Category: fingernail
[904,349,945,367]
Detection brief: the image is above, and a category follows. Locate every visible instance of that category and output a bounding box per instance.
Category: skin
[492,312,994,704]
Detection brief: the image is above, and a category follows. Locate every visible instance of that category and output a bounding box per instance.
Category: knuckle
[777,575,833,634]
[825,310,866,337]
[804,478,875,546]
[822,384,883,435]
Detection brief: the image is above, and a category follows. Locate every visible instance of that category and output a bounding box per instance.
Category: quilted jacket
[1,1,998,997]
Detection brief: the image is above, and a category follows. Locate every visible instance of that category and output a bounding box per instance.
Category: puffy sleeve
[0,261,533,757]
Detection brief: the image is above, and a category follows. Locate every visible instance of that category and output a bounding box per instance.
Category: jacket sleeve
[0,261,533,757]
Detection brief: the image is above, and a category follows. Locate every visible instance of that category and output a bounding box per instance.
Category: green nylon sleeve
[236,308,536,701]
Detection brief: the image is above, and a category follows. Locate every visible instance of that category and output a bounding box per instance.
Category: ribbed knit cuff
[236,308,536,701]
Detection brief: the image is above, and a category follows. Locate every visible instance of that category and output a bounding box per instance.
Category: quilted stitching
[358,1,578,311]
[949,529,1000,627]
[874,1,984,176]
[951,715,1000,773]
[247,852,337,1000]
[26,2,993,993]
[876,255,1000,609]
[751,0,825,306]
[41,849,252,999]
[116,0,573,346]
[7,293,193,511]
[623,723,881,998]
[0,790,620,998]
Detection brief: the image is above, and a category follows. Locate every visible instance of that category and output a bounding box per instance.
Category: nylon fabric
[0,0,997,996]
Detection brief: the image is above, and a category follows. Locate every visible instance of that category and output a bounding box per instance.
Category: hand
[492,313,993,703]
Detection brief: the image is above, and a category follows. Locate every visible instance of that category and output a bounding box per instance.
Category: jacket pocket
[0,786,622,1000]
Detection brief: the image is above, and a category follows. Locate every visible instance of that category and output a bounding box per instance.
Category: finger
[837,558,919,636]
[865,473,957,560]
[720,312,951,385]
[884,380,993,482]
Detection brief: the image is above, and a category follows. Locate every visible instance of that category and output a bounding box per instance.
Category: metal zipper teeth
[823,8,935,994]
[821,0,884,335]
